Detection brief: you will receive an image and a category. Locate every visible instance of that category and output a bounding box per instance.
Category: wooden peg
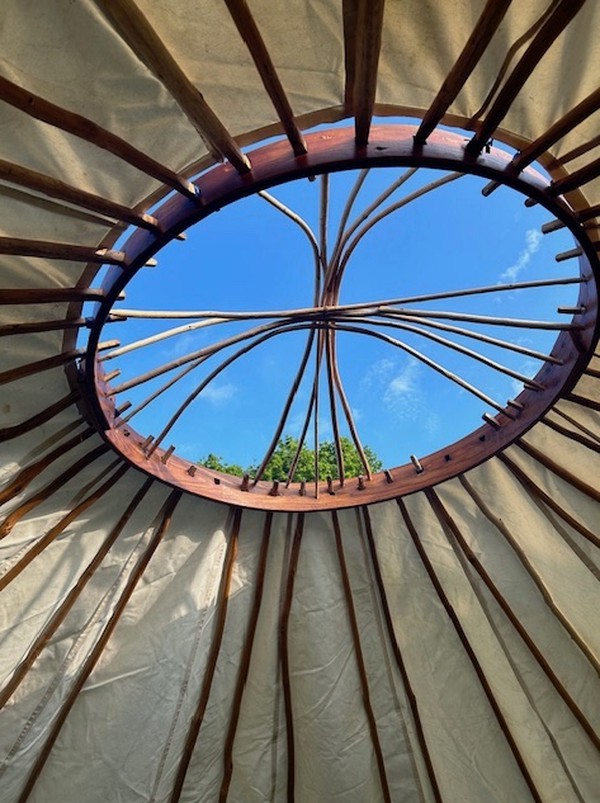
[160,445,175,464]
[557,305,586,314]
[240,474,250,491]
[410,454,424,474]
[269,480,280,496]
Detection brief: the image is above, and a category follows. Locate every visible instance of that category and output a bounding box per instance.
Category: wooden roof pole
[0,158,159,230]
[347,0,385,147]
[223,0,307,156]
[467,0,586,155]
[415,0,512,144]
[0,75,197,198]
[95,0,251,173]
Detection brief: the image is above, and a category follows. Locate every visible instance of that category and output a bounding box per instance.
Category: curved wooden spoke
[146,322,321,456]
[328,333,372,478]
[320,174,330,270]
[331,172,463,291]
[329,168,370,270]
[325,327,345,484]
[102,318,233,361]
[324,167,418,293]
[336,314,545,389]
[115,359,204,427]
[108,319,294,395]
[379,307,577,330]
[371,313,563,365]
[284,332,327,491]
[332,323,516,418]
[252,329,317,484]
[110,274,584,323]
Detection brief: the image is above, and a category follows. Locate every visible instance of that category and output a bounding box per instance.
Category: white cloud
[158,331,203,360]
[361,357,395,388]
[499,228,542,283]
[385,358,420,398]
[201,382,237,405]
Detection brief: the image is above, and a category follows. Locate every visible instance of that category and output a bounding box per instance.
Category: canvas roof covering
[0,1,598,801]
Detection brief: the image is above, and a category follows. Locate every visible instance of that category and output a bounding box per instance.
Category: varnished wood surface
[79,125,598,511]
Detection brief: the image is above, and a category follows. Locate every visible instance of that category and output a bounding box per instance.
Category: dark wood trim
[82,124,599,511]
[0,443,110,540]
[397,498,544,803]
[0,390,80,442]
[415,0,512,144]
[442,481,600,749]
[223,0,306,157]
[511,87,600,172]
[0,348,86,386]
[352,0,385,147]
[0,237,125,265]
[467,0,586,155]
[0,289,104,305]
[0,427,93,506]
[0,75,197,198]
[0,158,158,230]
[169,508,241,803]
[498,451,600,548]
[516,439,600,502]
[0,477,153,709]
[0,463,129,595]
[16,489,181,803]
[219,511,272,802]
[95,0,250,173]
[279,513,304,803]
[332,511,392,803]
[361,507,443,802]
[0,318,87,337]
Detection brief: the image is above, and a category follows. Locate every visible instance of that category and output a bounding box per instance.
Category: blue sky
[100,143,577,473]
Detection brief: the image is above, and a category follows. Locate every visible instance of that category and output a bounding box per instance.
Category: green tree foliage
[198,435,382,481]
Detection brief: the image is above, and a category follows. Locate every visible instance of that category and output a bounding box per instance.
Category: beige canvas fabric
[0,2,598,801]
